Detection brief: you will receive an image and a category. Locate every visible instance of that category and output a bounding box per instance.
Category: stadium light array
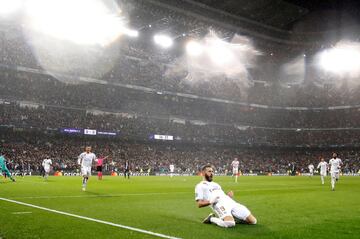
[122,28,139,38]
[24,0,127,46]
[186,41,204,57]
[207,39,234,66]
[319,43,360,74]
[154,34,173,48]
[0,0,23,16]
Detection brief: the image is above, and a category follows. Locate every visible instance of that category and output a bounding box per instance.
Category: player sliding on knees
[195,165,257,228]
[78,146,96,191]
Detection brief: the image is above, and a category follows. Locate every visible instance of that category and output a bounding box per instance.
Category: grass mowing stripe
[11,212,32,215]
[0,197,182,239]
[9,192,189,199]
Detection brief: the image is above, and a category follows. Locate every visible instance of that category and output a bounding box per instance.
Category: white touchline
[0,197,182,239]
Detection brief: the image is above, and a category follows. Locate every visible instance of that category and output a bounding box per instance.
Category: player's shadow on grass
[226,223,272,237]
[82,190,107,196]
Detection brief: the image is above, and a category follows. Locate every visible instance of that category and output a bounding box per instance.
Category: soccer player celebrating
[42,157,52,181]
[78,146,96,191]
[195,165,257,228]
[231,157,240,182]
[317,157,328,185]
[96,155,108,180]
[329,153,342,191]
[308,163,314,177]
[0,153,15,182]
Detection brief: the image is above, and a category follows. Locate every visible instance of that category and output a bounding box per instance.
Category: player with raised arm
[231,157,240,182]
[195,165,257,228]
[329,153,342,191]
[96,155,108,180]
[0,153,15,182]
[308,163,314,178]
[78,146,96,191]
[317,157,328,185]
[42,157,52,181]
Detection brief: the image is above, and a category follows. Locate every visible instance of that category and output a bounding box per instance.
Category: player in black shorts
[124,159,130,179]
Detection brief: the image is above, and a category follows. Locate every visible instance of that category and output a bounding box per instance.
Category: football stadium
[1,0,360,238]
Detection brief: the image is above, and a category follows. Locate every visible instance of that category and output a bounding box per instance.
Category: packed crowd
[1,132,359,175]
[2,69,360,131]
[2,102,360,147]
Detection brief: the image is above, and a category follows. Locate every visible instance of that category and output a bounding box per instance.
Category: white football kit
[78,152,96,176]
[329,158,342,178]
[195,181,250,220]
[308,164,314,174]
[231,160,239,175]
[42,159,52,173]
[317,161,328,176]
[169,164,175,173]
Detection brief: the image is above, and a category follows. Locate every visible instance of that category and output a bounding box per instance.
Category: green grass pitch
[0,175,359,239]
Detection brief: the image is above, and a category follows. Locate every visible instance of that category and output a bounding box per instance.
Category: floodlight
[0,0,22,16]
[319,44,360,74]
[25,0,124,46]
[186,41,203,57]
[154,34,173,48]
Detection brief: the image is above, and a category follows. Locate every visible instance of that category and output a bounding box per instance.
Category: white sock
[83,178,87,188]
[210,218,235,228]
[331,178,335,189]
[210,217,227,227]
[321,176,324,184]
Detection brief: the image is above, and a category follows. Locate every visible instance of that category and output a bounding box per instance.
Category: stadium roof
[125,0,360,47]
[187,0,360,31]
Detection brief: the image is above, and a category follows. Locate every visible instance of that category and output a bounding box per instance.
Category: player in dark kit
[124,159,130,179]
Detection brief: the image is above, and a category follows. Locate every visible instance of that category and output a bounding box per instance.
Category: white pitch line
[9,192,189,200]
[0,197,181,239]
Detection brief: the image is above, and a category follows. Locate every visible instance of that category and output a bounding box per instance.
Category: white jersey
[317,161,328,175]
[42,159,52,170]
[329,158,342,173]
[231,160,239,169]
[308,164,314,173]
[169,164,175,173]
[195,180,251,220]
[231,160,239,174]
[195,181,231,205]
[78,152,96,168]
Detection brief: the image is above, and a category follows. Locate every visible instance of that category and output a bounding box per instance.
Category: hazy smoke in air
[165,32,261,98]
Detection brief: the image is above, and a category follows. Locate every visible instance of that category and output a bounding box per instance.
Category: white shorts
[44,167,51,173]
[331,172,339,178]
[81,166,92,177]
[320,171,327,177]
[233,168,239,175]
[212,200,251,220]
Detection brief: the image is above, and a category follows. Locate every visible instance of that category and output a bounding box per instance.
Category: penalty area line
[0,197,181,239]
